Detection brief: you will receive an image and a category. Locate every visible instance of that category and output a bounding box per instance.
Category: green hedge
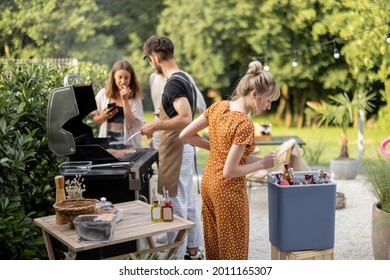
[0,61,104,259]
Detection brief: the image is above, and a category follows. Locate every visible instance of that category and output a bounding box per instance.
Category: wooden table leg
[64,250,77,260]
[41,229,55,260]
[146,236,156,248]
[166,229,188,259]
[42,228,77,260]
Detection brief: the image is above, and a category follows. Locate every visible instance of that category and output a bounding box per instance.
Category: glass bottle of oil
[161,187,173,222]
[151,197,162,222]
[283,164,293,185]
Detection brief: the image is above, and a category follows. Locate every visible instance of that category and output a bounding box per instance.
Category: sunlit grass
[142,112,388,168]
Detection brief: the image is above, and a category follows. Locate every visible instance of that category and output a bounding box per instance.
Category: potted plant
[307,90,376,179]
[362,154,390,259]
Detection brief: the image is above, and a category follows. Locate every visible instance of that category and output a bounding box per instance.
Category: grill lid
[46,76,155,166]
[47,83,96,156]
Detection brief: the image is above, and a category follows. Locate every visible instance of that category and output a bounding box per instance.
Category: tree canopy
[1,0,388,127]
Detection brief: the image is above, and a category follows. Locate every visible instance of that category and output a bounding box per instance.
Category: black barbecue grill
[47,75,158,204]
[46,75,158,259]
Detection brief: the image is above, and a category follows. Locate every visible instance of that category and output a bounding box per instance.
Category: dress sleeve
[233,120,254,146]
[203,101,219,120]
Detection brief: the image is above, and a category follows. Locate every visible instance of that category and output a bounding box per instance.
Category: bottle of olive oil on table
[151,197,162,222]
[161,186,173,222]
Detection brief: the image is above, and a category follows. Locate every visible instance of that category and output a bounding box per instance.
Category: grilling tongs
[109,131,141,146]
[92,162,132,168]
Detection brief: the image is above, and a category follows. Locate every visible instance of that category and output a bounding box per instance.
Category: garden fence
[0,58,78,78]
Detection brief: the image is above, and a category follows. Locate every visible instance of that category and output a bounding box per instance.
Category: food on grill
[106,148,136,158]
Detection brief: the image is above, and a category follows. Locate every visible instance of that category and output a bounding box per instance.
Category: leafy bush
[375,107,390,131]
[75,61,109,95]
[74,61,109,136]
[304,140,325,166]
[0,61,71,259]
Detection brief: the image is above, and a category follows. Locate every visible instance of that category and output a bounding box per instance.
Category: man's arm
[141,97,192,136]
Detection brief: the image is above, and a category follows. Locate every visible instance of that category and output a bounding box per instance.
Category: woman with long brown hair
[92,60,144,148]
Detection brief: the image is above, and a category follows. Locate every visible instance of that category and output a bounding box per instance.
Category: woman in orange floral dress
[180,60,280,259]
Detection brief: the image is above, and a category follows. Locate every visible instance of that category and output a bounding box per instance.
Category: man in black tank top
[162,72,197,118]
[141,35,204,260]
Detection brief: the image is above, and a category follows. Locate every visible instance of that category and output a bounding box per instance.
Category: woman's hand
[120,85,131,100]
[104,106,118,120]
[223,148,277,178]
[92,106,118,125]
[261,152,277,169]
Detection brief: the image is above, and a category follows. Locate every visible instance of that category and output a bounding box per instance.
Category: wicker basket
[53,198,99,228]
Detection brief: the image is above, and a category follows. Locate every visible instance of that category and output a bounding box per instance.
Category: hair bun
[247,60,262,75]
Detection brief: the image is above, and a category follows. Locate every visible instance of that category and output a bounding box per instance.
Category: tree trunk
[275,84,287,121]
[275,84,293,127]
[4,42,10,58]
[339,132,349,158]
[379,61,390,123]
[292,90,299,127]
[353,108,358,129]
[295,90,306,129]
[385,76,390,121]
[284,86,291,127]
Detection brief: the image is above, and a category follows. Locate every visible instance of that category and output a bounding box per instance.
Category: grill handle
[64,74,81,86]
[138,195,148,204]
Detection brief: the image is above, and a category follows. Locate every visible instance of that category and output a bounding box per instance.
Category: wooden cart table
[34,200,194,260]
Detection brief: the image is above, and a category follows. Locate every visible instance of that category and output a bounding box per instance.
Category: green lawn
[142,112,389,168]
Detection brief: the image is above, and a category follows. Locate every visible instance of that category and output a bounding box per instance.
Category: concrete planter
[330,158,359,180]
[372,202,390,260]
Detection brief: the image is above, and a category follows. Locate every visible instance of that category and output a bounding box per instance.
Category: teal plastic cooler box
[267,171,336,252]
